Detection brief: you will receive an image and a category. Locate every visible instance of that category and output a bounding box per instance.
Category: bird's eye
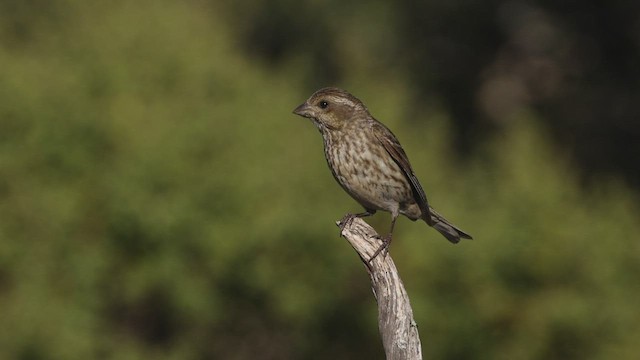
[319,100,329,109]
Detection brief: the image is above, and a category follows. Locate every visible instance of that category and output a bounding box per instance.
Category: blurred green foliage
[0,1,639,359]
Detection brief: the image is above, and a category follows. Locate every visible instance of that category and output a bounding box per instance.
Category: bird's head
[293,87,368,130]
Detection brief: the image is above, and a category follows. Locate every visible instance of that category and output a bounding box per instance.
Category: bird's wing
[372,121,433,224]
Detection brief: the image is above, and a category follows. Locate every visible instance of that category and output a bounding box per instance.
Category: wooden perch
[337,217,422,360]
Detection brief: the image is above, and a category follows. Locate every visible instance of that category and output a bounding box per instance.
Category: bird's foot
[368,234,392,263]
[338,213,358,235]
[338,211,375,235]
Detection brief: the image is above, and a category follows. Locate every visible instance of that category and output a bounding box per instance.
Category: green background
[1,1,638,359]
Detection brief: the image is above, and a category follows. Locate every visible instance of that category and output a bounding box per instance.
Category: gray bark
[337,217,423,360]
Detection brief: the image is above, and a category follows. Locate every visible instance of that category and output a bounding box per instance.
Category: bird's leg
[338,209,376,233]
[368,213,398,262]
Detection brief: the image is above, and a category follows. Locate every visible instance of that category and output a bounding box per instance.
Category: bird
[293,87,472,260]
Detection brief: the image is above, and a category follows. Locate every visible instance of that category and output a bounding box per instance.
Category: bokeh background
[1,0,639,359]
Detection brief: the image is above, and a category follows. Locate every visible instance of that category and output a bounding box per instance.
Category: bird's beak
[293,102,312,118]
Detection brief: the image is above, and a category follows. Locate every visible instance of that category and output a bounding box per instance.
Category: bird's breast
[321,129,414,213]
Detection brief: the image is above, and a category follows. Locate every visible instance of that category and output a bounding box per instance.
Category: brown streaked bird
[293,87,472,259]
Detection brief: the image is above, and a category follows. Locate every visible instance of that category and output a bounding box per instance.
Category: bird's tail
[425,207,473,244]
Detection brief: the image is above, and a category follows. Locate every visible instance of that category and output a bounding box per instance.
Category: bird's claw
[338,213,358,235]
[368,234,392,263]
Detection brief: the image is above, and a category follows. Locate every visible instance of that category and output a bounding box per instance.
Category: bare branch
[337,217,422,360]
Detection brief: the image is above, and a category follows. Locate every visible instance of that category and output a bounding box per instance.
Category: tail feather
[426,207,473,244]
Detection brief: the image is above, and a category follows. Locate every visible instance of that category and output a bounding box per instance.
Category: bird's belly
[340,177,403,211]
[325,141,414,213]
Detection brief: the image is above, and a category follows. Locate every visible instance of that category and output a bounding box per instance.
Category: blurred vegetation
[0,0,638,359]
[223,0,640,188]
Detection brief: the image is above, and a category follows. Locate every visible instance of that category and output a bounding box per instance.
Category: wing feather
[372,122,433,224]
